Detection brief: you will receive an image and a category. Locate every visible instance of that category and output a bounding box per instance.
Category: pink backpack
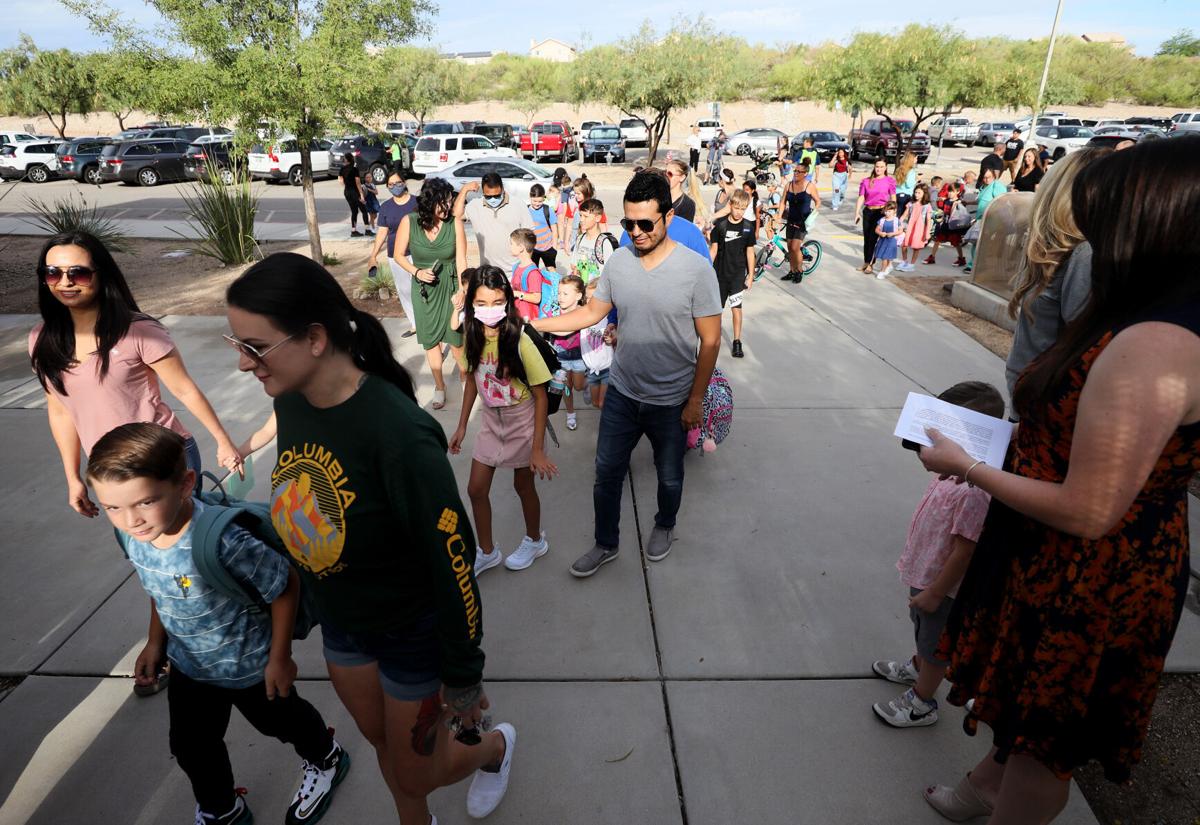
[687,369,733,453]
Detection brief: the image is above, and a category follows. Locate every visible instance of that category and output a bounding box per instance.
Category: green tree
[574,19,736,163]
[66,0,432,262]
[1158,28,1200,57]
[495,56,565,126]
[816,26,995,166]
[0,36,95,137]
[370,47,463,127]
[88,51,158,130]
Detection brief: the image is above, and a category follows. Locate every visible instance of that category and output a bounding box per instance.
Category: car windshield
[620,119,645,128]
[1057,127,1093,138]
[534,124,562,134]
[994,123,1016,130]
[100,144,119,157]
[809,132,838,141]
[589,128,620,139]
[424,123,454,134]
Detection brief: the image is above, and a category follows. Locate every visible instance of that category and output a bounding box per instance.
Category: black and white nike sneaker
[285,740,351,824]
[195,791,252,825]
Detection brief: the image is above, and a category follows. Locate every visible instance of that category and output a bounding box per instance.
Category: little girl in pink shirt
[871,381,1006,728]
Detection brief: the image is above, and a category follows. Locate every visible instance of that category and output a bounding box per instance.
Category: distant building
[529,38,577,62]
[440,50,498,65]
[1080,33,1134,53]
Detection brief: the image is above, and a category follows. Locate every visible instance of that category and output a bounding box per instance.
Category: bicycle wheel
[753,245,773,282]
[800,240,823,278]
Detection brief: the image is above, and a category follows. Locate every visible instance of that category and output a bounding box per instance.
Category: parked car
[1086,129,1165,150]
[182,135,245,184]
[248,137,335,185]
[329,133,404,183]
[1170,112,1200,134]
[413,133,515,174]
[511,124,530,145]
[0,131,39,147]
[1124,115,1172,131]
[520,121,577,162]
[422,157,554,196]
[54,137,111,184]
[385,120,418,136]
[475,123,516,149]
[1030,125,1094,160]
[422,121,464,136]
[1034,116,1083,128]
[927,116,978,146]
[619,117,649,147]
[581,125,626,163]
[789,131,850,163]
[146,126,231,142]
[0,140,61,182]
[726,128,788,155]
[695,118,724,147]
[579,120,602,136]
[850,118,931,162]
[114,128,152,141]
[1095,124,1166,138]
[98,139,191,186]
[975,122,1018,146]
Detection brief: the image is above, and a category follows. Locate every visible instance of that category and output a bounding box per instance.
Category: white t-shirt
[580,317,614,375]
[686,134,702,151]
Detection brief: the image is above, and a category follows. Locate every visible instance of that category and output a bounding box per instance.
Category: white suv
[695,119,724,147]
[1031,125,1094,160]
[248,137,334,185]
[412,134,514,174]
[0,140,62,182]
[619,118,649,147]
[1171,112,1200,134]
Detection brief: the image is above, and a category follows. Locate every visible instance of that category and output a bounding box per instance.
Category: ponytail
[227,253,416,402]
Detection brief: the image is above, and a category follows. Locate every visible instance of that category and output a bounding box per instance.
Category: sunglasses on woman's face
[41,265,96,286]
[619,216,664,235]
[223,333,297,365]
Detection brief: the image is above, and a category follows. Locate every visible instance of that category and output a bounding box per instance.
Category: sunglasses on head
[222,332,297,365]
[41,265,96,286]
[619,216,664,234]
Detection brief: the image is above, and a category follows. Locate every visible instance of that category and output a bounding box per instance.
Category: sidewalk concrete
[1,213,1192,823]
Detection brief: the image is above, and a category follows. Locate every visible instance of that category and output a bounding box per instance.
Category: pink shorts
[472,398,539,469]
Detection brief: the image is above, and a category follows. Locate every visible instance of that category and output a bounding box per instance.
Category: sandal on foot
[924,773,994,822]
[432,389,446,410]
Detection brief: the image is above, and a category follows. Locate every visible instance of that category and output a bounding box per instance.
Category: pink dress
[901,202,932,249]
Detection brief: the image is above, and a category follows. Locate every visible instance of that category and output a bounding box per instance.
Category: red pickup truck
[850,117,931,162]
[520,121,578,162]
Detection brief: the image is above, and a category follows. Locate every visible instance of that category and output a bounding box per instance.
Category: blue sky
[6,0,1196,56]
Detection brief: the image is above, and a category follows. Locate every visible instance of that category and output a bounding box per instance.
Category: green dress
[407,213,462,350]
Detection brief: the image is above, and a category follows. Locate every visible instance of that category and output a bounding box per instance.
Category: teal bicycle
[753,229,823,282]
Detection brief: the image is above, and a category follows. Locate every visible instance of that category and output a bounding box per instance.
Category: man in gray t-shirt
[536,170,722,579]
[456,173,533,272]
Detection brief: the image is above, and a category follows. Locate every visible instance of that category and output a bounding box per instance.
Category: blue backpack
[115,471,317,640]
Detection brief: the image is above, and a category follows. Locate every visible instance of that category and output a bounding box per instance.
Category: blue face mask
[484,194,504,208]
[389,183,406,197]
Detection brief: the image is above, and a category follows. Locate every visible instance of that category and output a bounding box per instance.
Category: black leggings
[344,190,368,226]
[689,148,700,172]
[862,207,884,264]
[168,668,333,816]
[532,247,558,270]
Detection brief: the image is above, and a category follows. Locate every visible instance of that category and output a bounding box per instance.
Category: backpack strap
[597,233,618,265]
[191,502,268,614]
[542,204,552,228]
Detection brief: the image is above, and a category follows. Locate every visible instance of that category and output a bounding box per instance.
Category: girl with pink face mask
[450,265,559,576]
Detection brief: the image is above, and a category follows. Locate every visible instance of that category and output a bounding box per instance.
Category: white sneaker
[876,267,891,279]
[286,740,349,823]
[872,657,919,685]
[504,532,548,571]
[873,687,939,728]
[466,722,516,818]
[475,546,503,576]
[566,412,578,431]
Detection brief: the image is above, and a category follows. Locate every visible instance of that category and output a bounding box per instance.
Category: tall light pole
[1033,0,1066,122]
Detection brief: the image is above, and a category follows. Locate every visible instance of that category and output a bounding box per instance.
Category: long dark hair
[834,148,849,165]
[1014,138,1200,415]
[552,167,570,188]
[32,232,141,395]
[226,253,415,401]
[463,265,526,383]
[417,177,454,231]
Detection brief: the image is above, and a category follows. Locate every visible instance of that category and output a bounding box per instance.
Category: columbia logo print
[437,508,458,534]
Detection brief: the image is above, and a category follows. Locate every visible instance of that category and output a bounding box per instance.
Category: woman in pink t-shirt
[30,232,242,518]
[853,158,897,273]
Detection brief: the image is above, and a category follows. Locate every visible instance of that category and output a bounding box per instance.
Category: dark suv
[146,126,231,142]
[475,123,515,149]
[329,133,407,183]
[183,136,245,183]
[55,137,112,185]
[99,139,191,186]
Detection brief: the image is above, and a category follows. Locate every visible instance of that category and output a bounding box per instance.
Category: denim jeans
[831,171,848,209]
[593,386,687,549]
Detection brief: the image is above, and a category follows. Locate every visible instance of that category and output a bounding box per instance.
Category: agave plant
[173,163,261,265]
[22,192,133,253]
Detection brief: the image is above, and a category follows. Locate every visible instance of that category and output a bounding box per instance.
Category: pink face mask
[473,305,507,327]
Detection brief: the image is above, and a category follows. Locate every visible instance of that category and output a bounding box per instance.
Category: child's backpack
[115,471,318,640]
[686,368,734,453]
[538,267,562,319]
[521,325,564,415]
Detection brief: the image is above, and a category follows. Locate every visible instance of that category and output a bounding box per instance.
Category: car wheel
[288,166,303,186]
[219,167,235,185]
[83,165,103,185]
[369,164,387,184]
[736,143,751,156]
[138,167,159,186]
[27,164,49,183]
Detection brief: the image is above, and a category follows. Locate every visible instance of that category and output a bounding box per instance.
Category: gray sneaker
[645,527,674,562]
[570,544,619,578]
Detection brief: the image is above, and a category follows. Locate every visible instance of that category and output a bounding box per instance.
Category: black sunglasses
[41,265,96,286]
[619,215,664,235]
